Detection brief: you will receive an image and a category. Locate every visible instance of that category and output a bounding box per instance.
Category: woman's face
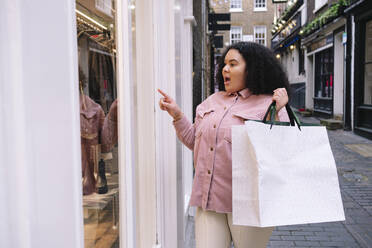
[222,49,247,93]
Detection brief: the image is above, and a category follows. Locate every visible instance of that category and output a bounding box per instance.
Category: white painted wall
[116,0,137,247]
[0,0,83,247]
[134,1,158,247]
[281,46,306,85]
[181,0,194,226]
[305,53,315,110]
[334,31,345,117]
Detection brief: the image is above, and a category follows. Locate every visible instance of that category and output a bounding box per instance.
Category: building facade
[0,0,196,247]
[344,0,372,139]
[271,0,307,110]
[209,0,277,91]
[301,0,347,121]
[272,0,372,140]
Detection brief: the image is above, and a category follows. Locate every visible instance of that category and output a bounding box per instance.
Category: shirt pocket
[80,112,100,140]
[196,108,214,132]
[197,108,214,119]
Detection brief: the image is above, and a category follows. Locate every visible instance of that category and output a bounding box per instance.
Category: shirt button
[210,147,214,151]
[208,170,211,174]
[213,124,216,128]
[224,106,227,110]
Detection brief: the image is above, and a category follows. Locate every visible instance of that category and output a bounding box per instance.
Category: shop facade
[301,10,346,120]
[271,0,306,110]
[303,24,345,119]
[345,0,372,139]
[1,0,195,247]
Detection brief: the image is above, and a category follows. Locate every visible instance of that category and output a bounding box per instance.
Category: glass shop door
[75,0,120,247]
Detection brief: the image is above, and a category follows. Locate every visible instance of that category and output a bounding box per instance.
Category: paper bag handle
[262,101,302,130]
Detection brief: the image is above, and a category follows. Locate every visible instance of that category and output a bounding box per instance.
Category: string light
[76,9,107,30]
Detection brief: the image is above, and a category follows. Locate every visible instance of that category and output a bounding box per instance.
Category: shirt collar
[225,88,252,99]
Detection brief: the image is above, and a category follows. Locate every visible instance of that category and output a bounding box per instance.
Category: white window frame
[230,0,243,12]
[230,26,242,45]
[254,25,267,46]
[254,0,267,12]
[314,0,327,13]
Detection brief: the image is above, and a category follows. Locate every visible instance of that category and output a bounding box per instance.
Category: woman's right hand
[158,89,183,121]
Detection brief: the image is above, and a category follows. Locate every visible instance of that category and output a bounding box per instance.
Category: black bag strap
[262,101,302,130]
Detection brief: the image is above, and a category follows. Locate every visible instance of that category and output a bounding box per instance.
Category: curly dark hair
[216,42,290,98]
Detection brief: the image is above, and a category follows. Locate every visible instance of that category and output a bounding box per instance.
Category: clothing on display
[89,51,115,113]
[80,94,105,195]
[102,99,118,153]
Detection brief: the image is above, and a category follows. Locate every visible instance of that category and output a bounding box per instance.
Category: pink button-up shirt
[173,88,289,213]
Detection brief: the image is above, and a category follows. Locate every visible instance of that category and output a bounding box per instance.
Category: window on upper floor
[254,0,267,12]
[254,26,266,46]
[230,26,242,45]
[314,0,327,13]
[230,0,242,11]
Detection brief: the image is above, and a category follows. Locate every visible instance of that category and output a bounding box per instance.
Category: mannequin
[79,67,106,195]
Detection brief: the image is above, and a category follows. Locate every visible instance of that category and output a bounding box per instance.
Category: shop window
[230,26,242,44]
[299,45,305,75]
[315,48,334,99]
[76,0,120,247]
[230,0,242,11]
[364,19,372,105]
[254,26,266,46]
[254,0,267,11]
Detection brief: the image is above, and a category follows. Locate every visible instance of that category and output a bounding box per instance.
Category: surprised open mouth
[224,76,231,84]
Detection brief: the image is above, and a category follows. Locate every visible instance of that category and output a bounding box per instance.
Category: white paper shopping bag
[232,119,345,227]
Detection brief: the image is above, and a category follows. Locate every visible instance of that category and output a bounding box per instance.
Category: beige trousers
[195,207,274,248]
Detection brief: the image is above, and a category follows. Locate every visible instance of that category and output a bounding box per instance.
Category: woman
[158,42,290,248]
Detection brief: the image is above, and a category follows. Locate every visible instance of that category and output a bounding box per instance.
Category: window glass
[76,0,120,247]
[364,19,372,105]
[230,0,242,10]
[315,48,334,99]
[254,0,266,9]
[315,0,327,10]
[230,26,242,44]
[254,26,266,46]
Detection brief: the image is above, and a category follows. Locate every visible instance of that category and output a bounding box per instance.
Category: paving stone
[281,235,306,241]
[294,241,321,246]
[272,230,291,235]
[269,240,295,246]
[292,231,315,236]
[269,235,282,241]
[305,236,332,241]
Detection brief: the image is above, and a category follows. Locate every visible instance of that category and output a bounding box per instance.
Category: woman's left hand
[273,88,288,112]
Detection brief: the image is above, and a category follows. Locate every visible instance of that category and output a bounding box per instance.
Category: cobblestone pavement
[185,116,372,248]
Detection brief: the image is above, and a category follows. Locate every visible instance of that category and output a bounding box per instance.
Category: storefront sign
[272,13,301,49]
[214,36,223,48]
[342,32,347,44]
[308,34,333,53]
[208,13,231,31]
